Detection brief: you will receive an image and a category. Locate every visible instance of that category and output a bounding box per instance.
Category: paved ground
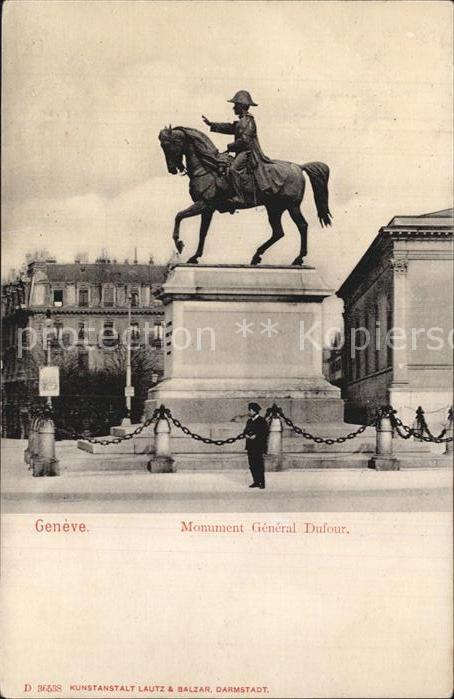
[2,440,452,512]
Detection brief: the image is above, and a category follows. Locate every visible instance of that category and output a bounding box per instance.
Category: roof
[43,263,167,285]
[386,207,453,229]
[337,207,453,300]
[418,208,454,218]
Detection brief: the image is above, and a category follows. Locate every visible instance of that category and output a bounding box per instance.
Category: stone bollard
[265,412,283,471]
[445,410,453,456]
[24,416,36,465]
[413,407,425,442]
[369,412,399,471]
[27,417,41,470]
[32,416,60,477]
[147,406,174,473]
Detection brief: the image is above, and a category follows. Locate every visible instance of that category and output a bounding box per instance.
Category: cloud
[2,0,452,291]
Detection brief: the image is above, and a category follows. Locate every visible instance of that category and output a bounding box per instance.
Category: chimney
[27,260,47,275]
[133,247,138,264]
[75,252,88,263]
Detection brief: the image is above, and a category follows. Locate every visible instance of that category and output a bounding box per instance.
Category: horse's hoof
[175,240,184,254]
[291,257,304,266]
[250,254,262,266]
[187,256,199,264]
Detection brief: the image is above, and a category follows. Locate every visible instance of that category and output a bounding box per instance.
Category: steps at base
[62,454,149,472]
[65,448,452,473]
[170,453,452,472]
[78,420,438,457]
[77,439,136,454]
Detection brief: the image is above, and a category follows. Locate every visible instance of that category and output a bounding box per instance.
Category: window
[102,320,117,347]
[103,286,115,307]
[53,290,63,307]
[79,288,89,307]
[50,321,63,349]
[78,351,89,371]
[373,304,380,373]
[150,321,163,349]
[364,311,370,377]
[130,322,140,341]
[61,330,73,348]
[78,322,86,341]
[130,289,139,307]
[354,315,361,380]
[386,297,393,367]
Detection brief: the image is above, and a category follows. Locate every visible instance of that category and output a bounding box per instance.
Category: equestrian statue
[159,90,332,266]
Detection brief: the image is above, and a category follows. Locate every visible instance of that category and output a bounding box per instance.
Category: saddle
[215,152,234,192]
[215,151,258,205]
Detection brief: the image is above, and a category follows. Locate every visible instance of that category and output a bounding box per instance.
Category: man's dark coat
[244,415,268,487]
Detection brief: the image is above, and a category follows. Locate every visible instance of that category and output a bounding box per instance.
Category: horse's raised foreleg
[250,206,285,265]
[173,200,207,254]
[187,209,214,264]
[288,205,308,266]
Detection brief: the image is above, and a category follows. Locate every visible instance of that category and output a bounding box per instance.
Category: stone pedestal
[368,456,399,471]
[147,456,175,474]
[145,264,343,424]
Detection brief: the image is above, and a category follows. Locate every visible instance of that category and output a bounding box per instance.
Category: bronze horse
[159,126,332,265]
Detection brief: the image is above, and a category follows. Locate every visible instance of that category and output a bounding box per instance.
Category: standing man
[244,402,269,489]
[202,90,278,208]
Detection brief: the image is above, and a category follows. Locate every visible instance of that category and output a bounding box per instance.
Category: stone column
[390,258,409,387]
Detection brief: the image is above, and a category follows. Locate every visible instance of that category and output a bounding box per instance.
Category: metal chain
[164,408,246,446]
[31,407,161,446]
[419,408,451,441]
[273,406,369,444]
[79,408,161,445]
[390,412,452,444]
[30,402,453,448]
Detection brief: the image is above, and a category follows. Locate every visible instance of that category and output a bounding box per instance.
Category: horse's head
[159,126,186,175]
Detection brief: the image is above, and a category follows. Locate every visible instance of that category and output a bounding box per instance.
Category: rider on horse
[202,90,282,209]
[159,95,332,266]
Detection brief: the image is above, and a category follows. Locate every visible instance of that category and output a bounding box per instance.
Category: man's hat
[248,402,261,413]
[227,90,258,107]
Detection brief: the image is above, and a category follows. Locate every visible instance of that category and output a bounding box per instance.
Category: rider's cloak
[210,114,287,196]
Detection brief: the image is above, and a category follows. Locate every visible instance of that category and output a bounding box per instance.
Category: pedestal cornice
[160,264,334,304]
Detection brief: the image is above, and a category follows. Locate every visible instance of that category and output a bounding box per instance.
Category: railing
[24,403,453,476]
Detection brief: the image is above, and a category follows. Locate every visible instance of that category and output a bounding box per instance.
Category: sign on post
[39,366,60,397]
[124,386,135,397]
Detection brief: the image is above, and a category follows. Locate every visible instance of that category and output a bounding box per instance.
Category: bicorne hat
[227,90,258,107]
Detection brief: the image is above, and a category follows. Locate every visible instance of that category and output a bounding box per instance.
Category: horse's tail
[301,161,332,227]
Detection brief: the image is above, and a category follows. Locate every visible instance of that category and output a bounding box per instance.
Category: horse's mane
[175,126,221,170]
[176,126,219,156]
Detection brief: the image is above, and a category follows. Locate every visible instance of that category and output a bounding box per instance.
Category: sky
[2,0,453,327]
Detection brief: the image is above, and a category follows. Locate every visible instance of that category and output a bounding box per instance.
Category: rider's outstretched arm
[210,122,236,135]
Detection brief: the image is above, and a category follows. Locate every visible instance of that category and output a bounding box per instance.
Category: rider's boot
[226,195,248,213]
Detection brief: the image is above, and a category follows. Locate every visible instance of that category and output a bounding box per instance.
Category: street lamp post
[44,313,53,409]
[122,295,133,426]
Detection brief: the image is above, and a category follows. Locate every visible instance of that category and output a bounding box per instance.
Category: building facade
[1,257,166,437]
[322,331,344,388]
[337,209,453,430]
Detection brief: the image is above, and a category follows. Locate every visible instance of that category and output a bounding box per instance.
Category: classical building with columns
[337,208,453,429]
